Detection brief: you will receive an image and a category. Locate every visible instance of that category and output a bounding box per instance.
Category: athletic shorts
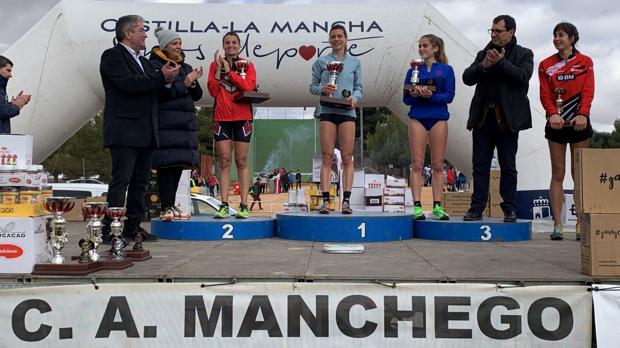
[213,120,253,143]
[545,118,593,144]
[319,113,356,126]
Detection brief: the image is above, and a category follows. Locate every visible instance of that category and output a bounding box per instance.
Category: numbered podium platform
[414,218,531,242]
[276,212,413,242]
[151,216,275,240]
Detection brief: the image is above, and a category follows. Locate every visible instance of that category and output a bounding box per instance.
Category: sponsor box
[365,196,382,207]
[365,187,383,197]
[442,191,472,202]
[364,205,383,212]
[364,174,384,189]
[0,216,47,273]
[405,190,413,206]
[0,170,26,187]
[384,187,406,196]
[383,195,405,205]
[580,213,620,277]
[490,169,500,194]
[489,192,503,218]
[353,170,365,188]
[574,148,620,213]
[385,176,406,188]
[383,204,404,213]
[0,134,33,166]
[0,203,45,217]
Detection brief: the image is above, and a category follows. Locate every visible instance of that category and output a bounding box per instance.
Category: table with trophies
[32,197,152,275]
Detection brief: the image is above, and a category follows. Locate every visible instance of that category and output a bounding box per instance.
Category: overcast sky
[1,0,618,131]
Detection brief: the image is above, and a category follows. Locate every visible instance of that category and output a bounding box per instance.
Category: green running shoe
[432,204,450,221]
[412,205,425,220]
[550,224,563,240]
[213,204,230,219]
[236,203,250,219]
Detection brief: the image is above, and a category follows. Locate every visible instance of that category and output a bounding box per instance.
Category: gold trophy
[404,58,436,95]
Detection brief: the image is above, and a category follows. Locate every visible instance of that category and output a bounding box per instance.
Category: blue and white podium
[151,216,275,240]
[276,212,413,242]
[414,218,531,242]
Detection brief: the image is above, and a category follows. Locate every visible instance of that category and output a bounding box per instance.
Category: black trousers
[158,166,183,209]
[470,116,519,213]
[103,145,153,237]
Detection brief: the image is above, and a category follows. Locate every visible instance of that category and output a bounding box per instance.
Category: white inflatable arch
[5,0,549,190]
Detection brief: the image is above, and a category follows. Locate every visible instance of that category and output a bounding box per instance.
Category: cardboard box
[574,148,620,213]
[580,213,620,277]
[383,204,405,213]
[0,216,47,273]
[0,170,26,187]
[0,203,45,217]
[364,174,384,189]
[561,194,577,227]
[0,135,33,166]
[490,169,500,194]
[364,205,383,212]
[353,170,365,188]
[405,190,413,206]
[365,196,382,206]
[386,176,406,188]
[489,192,503,218]
[383,195,405,205]
[365,187,383,197]
[350,187,365,205]
[442,191,473,202]
[384,187,406,196]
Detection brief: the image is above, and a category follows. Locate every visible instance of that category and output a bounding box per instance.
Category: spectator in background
[249,177,263,211]
[295,170,302,190]
[0,55,31,134]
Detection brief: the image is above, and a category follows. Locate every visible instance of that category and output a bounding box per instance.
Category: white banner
[592,284,620,348]
[0,282,591,347]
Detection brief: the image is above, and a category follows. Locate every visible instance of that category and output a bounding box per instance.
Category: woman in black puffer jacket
[150,27,203,220]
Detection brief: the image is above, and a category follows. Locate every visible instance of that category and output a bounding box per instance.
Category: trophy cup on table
[319,61,352,109]
[124,222,152,262]
[93,206,133,269]
[33,197,101,275]
[232,58,271,104]
[81,202,108,262]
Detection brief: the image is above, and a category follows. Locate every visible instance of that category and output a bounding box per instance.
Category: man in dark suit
[462,15,533,223]
[100,15,179,242]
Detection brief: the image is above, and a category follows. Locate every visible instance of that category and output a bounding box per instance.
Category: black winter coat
[149,48,202,169]
[462,37,534,133]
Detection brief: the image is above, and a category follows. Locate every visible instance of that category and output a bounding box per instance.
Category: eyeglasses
[488,28,509,35]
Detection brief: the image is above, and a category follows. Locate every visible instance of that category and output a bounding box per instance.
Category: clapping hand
[162,62,180,83]
[11,91,31,109]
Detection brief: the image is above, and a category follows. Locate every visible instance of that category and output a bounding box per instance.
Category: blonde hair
[420,34,448,64]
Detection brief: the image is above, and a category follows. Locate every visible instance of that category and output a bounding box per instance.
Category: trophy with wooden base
[124,227,152,261]
[232,59,271,104]
[96,207,133,269]
[33,197,101,275]
[403,58,436,95]
[319,61,352,109]
[553,88,572,128]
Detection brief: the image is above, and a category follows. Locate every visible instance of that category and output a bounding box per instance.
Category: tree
[590,130,611,148]
[609,119,620,148]
[366,115,410,175]
[196,107,214,155]
[43,111,111,182]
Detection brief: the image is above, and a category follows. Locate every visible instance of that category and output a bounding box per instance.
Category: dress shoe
[136,226,159,242]
[503,210,517,223]
[463,208,483,221]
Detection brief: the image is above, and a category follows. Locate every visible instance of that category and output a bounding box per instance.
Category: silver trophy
[43,197,76,264]
[235,59,248,79]
[107,207,128,259]
[410,58,424,86]
[325,61,344,97]
[82,202,108,262]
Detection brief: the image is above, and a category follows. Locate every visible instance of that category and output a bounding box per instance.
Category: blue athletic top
[403,62,455,120]
[310,52,363,118]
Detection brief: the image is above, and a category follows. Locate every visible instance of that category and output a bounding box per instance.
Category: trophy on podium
[81,202,108,261]
[33,197,102,275]
[107,207,128,260]
[45,197,75,264]
[404,58,436,94]
[232,58,271,104]
[319,61,352,109]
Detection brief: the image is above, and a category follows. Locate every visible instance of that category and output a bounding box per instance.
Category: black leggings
[157,166,184,209]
